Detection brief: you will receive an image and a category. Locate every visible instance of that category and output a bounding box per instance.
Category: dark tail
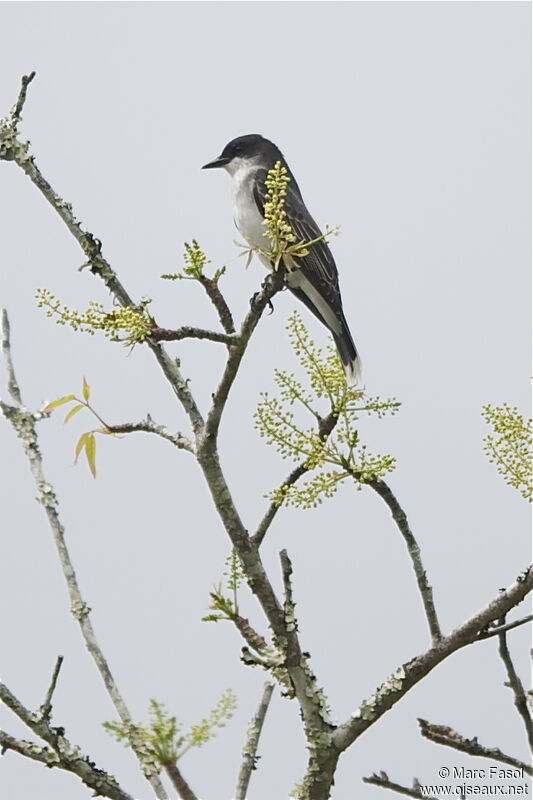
[332,317,363,389]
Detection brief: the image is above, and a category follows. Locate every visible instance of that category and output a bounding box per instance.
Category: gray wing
[252,168,345,322]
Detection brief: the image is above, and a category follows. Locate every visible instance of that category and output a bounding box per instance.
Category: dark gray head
[202,134,284,175]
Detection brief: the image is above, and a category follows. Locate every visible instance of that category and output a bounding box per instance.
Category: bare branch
[9,70,36,131]
[200,271,285,446]
[38,655,64,722]
[367,477,442,644]
[164,762,199,800]
[235,682,275,800]
[232,614,270,654]
[418,719,532,775]
[363,772,434,799]
[105,417,194,453]
[197,274,235,334]
[333,566,533,752]
[477,613,533,640]
[151,325,239,346]
[497,615,533,750]
[0,683,135,800]
[1,309,22,404]
[0,312,168,799]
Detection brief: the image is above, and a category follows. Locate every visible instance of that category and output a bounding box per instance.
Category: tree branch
[38,655,64,722]
[164,762,199,800]
[0,683,135,800]
[197,274,235,334]
[367,477,442,644]
[418,719,533,775]
[9,70,36,131]
[333,566,533,752]
[235,682,275,800]
[151,325,239,346]
[363,772,434,800]
[200,271,285,446]
[0,312,168,799]
[477,613,533,640]
[105,417,195,453]
[497,615,533,750]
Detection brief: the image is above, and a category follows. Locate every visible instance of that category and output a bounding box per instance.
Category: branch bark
[418,719,533,775]
[0,682,135,800]
[497,615,533,750]
[235,682,275,800]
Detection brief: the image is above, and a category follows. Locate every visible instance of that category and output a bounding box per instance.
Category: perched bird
[202,134,362,387]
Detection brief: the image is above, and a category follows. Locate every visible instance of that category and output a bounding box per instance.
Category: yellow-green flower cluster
[254,311,399,509]
[103,691,236,769]
[482,403,532,502]
[36,289,154,345]
[262,160,296,265]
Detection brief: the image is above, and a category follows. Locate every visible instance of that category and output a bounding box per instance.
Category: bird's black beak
[201,155,230,170]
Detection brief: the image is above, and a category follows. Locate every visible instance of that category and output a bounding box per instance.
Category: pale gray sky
[0,3,531,799]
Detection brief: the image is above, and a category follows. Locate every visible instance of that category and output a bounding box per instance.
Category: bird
[202,134,362,388]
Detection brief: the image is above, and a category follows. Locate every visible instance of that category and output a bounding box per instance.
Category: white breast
[227,160,268,252]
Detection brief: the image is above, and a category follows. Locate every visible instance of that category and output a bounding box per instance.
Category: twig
[151,325,239,346]
[105,417,194,453]
[232,614,270,654]
[252,411,339,548]
[367,478,442,644]
[0,683,134,800]
[477,613,533,640]
[333,566,533,752]
[38,655,64,722]
[363,772,434,799]
[1,309,22,404]
[497,615,533,750]
[164,762,199,800]
[9,71,36,130]
[200,271,285,446]
[235,682,275,800]
[0,312,168,800]
[418,719,532,775]
[197,274,235,334]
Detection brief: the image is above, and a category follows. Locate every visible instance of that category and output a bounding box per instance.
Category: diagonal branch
[333,566,533,752]
[418,719,533,775]
[497,615,533,750]
[235,682,275,800]
[367,477,441,644]
[197,274,235,334]
[9,71,36,131]
[163,762,199,800]
[252,410,339,548]
[477,613,533,640]
[0,312,168,800]
[200,271,285,446]
[0,683,135,800]
[38,655,64,722]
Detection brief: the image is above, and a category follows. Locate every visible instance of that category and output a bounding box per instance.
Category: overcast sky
[0,2,531,799]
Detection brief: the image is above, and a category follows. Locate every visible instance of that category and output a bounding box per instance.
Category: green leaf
[74,432,89,462]
[64,404,85,424]
[42,394,76,414]
[82,376,91,402]
[85,432,96,478]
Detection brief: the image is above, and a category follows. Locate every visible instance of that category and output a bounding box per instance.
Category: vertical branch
[235,682,275,800]
[497,615,533,750]
[368,478,442,644]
